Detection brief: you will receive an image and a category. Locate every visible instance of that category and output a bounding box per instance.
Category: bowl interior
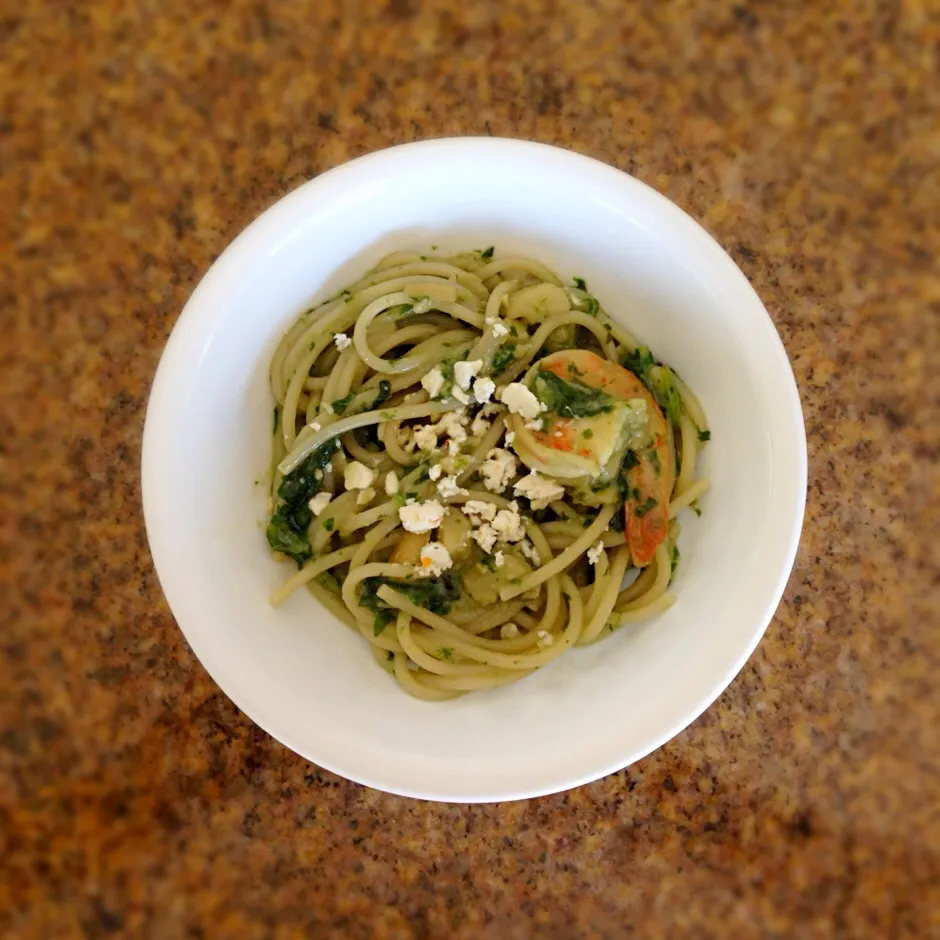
[143,139,805,801]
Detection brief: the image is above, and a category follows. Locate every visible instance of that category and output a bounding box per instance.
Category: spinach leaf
[481,246,495,260]
[359,572,462,635]
[331,392,356,415]
[267,440,339,566]
[266,504,313,566]
[370,380,391,410]
[532,369,614,418]
[490,342,516,377]
[622,346,683,426]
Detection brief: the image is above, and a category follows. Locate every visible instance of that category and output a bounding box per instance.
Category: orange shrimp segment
[538,350,674,567]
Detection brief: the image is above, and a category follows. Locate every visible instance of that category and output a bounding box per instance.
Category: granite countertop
[2,1,937,936]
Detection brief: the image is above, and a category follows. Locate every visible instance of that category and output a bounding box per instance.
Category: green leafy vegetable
[622,346,683,426]
[323,518,334,532]
[532,369,614,419]
[266,440,340,565]
[266,505,313,566]
[573,277,587,290]
[634,496,657,517]
[331,392,356,415]
[698,429,711,442]
[370,380,391,410]
[490,343,517,377]
[583,295,599,316]
[273,405,280,433]
[670,545,680,583]
[438,648,455,661]
[690,501,703,517]
[358,573,462,635]
[481,246,495,260]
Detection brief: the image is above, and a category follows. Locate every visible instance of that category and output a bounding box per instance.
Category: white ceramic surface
[142,138,806,802]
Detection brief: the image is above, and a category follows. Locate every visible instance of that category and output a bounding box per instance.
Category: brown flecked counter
[2,2,938,936]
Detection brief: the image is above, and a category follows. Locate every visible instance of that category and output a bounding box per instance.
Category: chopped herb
[323,518,334,531]
[388,303,413,317]
[481,246,495,260]
[393,491,407,508]
[273,405,280,433]
[380,409,395,420]
[698,429,711,442]
[649,448,661,475]
[309,341,316,350]
[419,255,427,261]
[583,295,600,316]
[331,392,356,415]
[573,277,587,290]
[438,648,454,661]
[690,500,703,517]
[582,428,594,439]
[406,491,418,501]
[567,361,585,378]
[370,380,391,410]
[532,369,614,419]
[358,572,462,635]
[490,342,517,377]
[634,496,657,517]
[669,545,680,583]
[609,508,625,532]
[622,451,640,471]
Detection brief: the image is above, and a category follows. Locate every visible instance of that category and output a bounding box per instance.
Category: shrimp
[536,350,674,567]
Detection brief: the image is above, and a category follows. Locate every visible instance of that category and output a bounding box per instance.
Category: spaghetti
[266,249,710,700]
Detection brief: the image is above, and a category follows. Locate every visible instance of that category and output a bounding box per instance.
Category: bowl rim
[142,137,807,801]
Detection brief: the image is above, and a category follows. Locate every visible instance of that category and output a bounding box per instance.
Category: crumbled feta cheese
[411,296,434,314]
[334,332,352,350]
[500,382,545,420]
[421,368,445,399]
[513,471,565,510]
[428,464,443,481]
[494,550,505,568]
[470,411,491,437]
[344,461,375,490]
[307,491,332,516]
[480,448,517,492]
[504,430,516,446]
[492,505,526,543]
[463,500,497,523]
[437,412,467,445]
[491,321,509,338]
[500,621,520,638]
[437,475,468,499]
[356,487,376,506]
[413,424,439,453]
[384,471,399,496]
[399,500,445,533]
[472,523,498,553]
[417,541,453,578]
[524,419,543,431]
[587,541,605,565]
[308,421,321,432]
[314,469,324,481]
[520,540,541,566]
[446,439,460,456]
[536,630,555,647]
[454,360,483,390]
[473,376,496,404]
[451,385,471,406]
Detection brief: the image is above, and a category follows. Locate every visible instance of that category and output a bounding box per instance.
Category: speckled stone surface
[2,1,938,936]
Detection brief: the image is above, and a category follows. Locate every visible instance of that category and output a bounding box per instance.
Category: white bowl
[142,139,806,802]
